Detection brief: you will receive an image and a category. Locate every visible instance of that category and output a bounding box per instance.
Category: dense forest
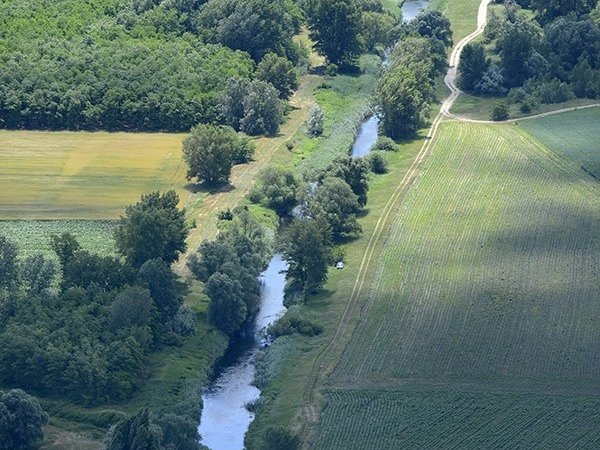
[459,0,600,110]
[0,0,402,132]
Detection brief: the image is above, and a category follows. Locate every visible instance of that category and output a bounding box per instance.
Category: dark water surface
[350,0,430,159]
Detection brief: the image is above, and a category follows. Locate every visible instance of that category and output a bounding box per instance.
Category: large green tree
[115,191,187,267]
[0,389,48,450]
[375,65,426,139]
[279,219,332,294]
[206,272,247,336]
[183,124,245,186]
[458,42,489,92]
[256,53,299,100]
[308,177,362,240]
[251,166,299,217]
[0,235,18,293]
[304,0,363,65]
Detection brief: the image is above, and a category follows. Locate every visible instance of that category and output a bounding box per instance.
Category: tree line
[459,0,600,115]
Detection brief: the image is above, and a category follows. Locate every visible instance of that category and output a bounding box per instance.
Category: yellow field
[0,130,188,219]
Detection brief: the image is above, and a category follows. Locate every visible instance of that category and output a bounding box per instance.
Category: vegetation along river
[351,0,430,158]
[198,2,429,449]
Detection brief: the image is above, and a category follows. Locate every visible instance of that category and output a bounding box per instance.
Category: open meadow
[313,118,600,448]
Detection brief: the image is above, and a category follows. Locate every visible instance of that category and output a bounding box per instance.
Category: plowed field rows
[316,389,600,450]
[315,120,600,448]
[519,108,600,180]
[332,122,600,384]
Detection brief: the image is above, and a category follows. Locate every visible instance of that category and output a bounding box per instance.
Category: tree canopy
[0,389,48,450]
[182,124,254,186]
[115,191,188,268]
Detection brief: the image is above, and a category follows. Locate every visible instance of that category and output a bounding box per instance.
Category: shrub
[491,102,510,121]
[372,136,398,152]
[368,152,389,174]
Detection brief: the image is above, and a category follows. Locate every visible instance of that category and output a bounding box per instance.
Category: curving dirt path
[446,102,600,124]
[301,0,492,438]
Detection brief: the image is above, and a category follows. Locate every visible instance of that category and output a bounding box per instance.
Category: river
[351,0,430,158]
[198,255,288,450]
[198,2,429,449]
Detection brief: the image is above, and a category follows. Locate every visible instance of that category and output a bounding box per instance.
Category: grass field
[520,107,600,180]
[0,131,188,220]
[311,120,600,448]
[431,0,481,43]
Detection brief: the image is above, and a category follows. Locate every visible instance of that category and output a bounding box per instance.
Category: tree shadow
[184,181,235,195]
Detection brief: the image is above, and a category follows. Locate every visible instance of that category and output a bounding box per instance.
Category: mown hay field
[315,120,600,448]
[0,130,188,220]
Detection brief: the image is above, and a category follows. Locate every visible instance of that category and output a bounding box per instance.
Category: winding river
[198,2,429,449]
[351,0,430,158]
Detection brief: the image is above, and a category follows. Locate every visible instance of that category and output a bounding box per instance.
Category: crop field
[316,389,600,450]
[0,220,116,259]
[313,120,600,448]
[0,130,188,220]
[520,107,600,180]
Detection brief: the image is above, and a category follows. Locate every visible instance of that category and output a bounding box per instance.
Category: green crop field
[0,130,188,220]
[314,120,600,448]
[520,107,600,180]
[0,220,116,259]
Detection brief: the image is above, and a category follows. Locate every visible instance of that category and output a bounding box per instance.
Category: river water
[198,255,288,450]
[351,0,430,158]
[198,2,429,449]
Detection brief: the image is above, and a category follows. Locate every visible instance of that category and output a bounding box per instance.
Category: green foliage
[251,167,300,218]
[260,426,301,450]
[303,0,363,65]
[367,152,389,174]
[267,312,323,339]
[139,258,186,323]
[188,208,270,336]
[308,177,362,240]
[115,191,187,267]
[458,42,489,92]
[319,157,370,207]
[0,389,48,450]
[279,219,332,294]
[491,102,510,121]
[192,0,298,62]
[372,136,398,152]
[0,0,255,131]
[376,65,426,139]
[106,408,161,450]
[410,9,453,47]
[256,53,299,100]
[0,235,18,292]
[183,124,253,186]
[307,104,325,137]
[240,81,283,136]
[360,10,397,51]
[206,272,248,336]
[19,254,57,295]
[221,79,283,136]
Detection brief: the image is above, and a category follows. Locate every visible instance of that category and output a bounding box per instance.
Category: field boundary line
[301,0,492,442]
